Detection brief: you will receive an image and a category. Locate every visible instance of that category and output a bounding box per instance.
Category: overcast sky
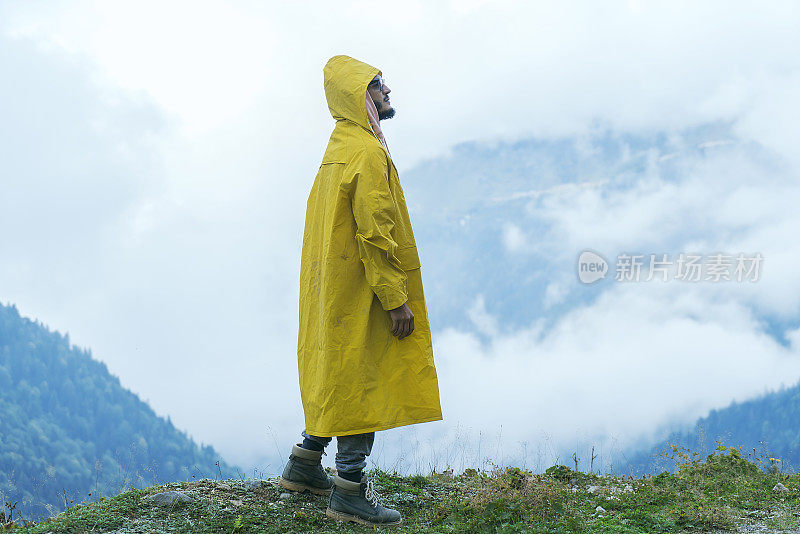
[1,1,799,475]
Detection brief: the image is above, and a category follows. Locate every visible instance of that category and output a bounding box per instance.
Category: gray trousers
[301,429,374,476]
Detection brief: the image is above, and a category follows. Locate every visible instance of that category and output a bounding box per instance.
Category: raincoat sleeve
[348,150,408,311]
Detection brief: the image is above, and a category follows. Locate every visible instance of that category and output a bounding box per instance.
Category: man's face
[368,75,395,120]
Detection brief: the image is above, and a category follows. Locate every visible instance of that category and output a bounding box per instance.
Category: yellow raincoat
[297,55,443,437]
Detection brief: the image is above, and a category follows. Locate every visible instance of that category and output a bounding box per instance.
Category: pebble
[279,492,292,500]
[772,483,789,493]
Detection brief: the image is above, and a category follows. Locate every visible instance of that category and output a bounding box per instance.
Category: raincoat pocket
[395,244,421,271]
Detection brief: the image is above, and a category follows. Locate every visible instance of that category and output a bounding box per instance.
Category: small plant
[408,474,427,487]
[544,464,575,481]
[2,501,17,526]
[660,441,702,473]
[767,456,783,475]
[493,466,531,490]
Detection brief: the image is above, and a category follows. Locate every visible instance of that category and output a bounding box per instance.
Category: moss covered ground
[3,443,799,533]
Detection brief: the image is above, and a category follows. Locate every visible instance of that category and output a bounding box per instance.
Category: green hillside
[9,445,800,533]
[0,302,240,520]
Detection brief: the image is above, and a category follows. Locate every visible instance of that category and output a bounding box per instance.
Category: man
[278,55,443,527]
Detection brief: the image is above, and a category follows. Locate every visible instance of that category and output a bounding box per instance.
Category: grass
[2,441,799,533]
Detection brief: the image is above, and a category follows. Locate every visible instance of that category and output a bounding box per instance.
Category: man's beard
[378,107,396,120]
[375,99,396,120]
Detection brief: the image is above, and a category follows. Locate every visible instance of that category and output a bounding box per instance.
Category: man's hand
[388,302,414,340]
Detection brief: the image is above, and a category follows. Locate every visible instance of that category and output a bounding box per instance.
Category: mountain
[615,378,800,477]
[401,123,753,335]
[0,302,240,519]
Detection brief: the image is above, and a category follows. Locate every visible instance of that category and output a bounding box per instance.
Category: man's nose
[383,85,391,95]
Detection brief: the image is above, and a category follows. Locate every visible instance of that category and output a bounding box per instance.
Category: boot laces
[363,477,381,508]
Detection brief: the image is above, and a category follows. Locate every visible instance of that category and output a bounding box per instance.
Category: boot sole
[277,476,333,496]
[326,507,403,527]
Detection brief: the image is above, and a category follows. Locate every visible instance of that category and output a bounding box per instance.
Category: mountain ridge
[0,301,240,519]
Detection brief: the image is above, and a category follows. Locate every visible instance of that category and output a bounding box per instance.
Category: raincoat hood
[324,55,389,153]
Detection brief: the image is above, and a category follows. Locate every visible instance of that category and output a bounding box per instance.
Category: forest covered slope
[0,302,240,519]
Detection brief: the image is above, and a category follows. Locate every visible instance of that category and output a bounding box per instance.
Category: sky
[1,0,799,475]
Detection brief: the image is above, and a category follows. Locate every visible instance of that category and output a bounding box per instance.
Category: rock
[587,485,600,494]
[244,479,265,490]
[217,483,231,491]
[279,492,292,500]
[595,506,606,513]
[772,482,789,493]
[145,491,196,505]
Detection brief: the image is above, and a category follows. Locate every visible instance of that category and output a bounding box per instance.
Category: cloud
[398,282,800,474]
[467,295,499,338]
[0,33,165,324]
[502,223,526,253]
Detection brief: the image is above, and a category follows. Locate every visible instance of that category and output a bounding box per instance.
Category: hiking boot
[326,473,402,527]
[278,443,334,495]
